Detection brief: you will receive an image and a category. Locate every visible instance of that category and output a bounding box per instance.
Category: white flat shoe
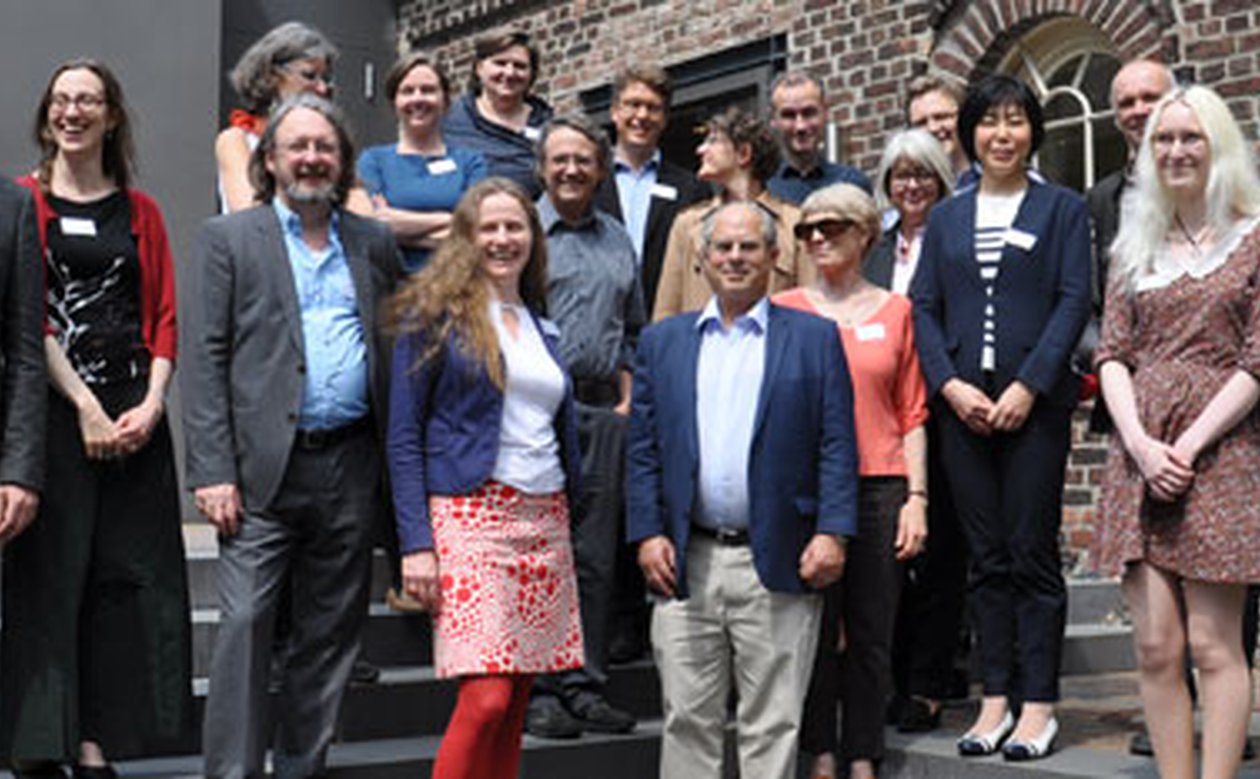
[1002,716,1059,761]
[957,711,1014,756]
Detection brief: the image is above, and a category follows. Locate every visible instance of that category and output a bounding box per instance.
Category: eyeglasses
[49,93,106,112]
[890,168,939,186]
[793,218,857,242]
[279,64,334,89]
[618,98,665,117]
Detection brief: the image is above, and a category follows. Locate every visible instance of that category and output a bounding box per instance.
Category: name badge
[522,126,541,142]
[855,323,886,342]
[60,217,96,237]
[427,158,457,175]
[1004,227,1037,251]
[650,183,678,201]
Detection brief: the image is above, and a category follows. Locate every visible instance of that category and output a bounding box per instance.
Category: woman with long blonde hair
[1096,84,1260,779]
[387,178,584,779]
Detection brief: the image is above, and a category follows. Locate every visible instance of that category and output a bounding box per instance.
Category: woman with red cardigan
[0,60,189,779]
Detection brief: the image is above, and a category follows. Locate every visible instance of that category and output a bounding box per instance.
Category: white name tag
[1004,227,1037,251]
[427,158,457,175]
[650,183,678,201]
[60,217,96,237]
[522,126,541,142]
[855,323,886,342]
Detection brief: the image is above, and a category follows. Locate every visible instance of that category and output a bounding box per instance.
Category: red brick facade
[397,0,1260,573]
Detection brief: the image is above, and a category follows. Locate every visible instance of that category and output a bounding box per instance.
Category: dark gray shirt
[538,194,645,382]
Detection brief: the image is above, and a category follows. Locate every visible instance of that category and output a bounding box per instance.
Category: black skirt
[0,379,192,762]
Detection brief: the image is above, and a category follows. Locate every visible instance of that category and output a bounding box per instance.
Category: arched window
[998,17,1126,192]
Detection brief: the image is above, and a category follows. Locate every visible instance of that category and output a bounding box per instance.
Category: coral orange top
[774,289,928,476]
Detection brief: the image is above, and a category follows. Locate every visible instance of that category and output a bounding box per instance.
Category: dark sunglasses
[793,218,856,242]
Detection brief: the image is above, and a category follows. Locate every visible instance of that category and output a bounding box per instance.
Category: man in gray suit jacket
[0,179,46,545]
[181,94,399,779]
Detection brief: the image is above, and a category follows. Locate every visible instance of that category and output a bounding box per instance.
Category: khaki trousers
[651,535,821,779]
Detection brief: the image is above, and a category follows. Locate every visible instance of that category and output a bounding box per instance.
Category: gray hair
[248,93,356,206]
[230,21,338,114]
[534,113,612,181]
[700,201,778,253]
[873,129,955,212]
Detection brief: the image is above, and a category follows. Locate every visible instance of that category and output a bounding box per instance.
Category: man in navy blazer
[627,201,858,779]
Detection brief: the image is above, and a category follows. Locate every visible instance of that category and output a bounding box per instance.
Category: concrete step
[163,660,659,756]
[1065,578,1124,626]
[93,722,664,779]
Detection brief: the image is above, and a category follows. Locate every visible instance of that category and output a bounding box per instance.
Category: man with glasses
[525,114,644,739]
[596,65,708,309]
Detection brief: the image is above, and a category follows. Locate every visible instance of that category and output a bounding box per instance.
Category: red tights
[432,675,533,779]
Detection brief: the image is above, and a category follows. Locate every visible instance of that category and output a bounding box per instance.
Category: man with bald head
[627,201,859,778]
[1085,60,1174,434]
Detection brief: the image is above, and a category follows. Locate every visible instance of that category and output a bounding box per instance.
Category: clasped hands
[78,395,163,461]
[1129,433,1196,502]
[942,378,1035,436]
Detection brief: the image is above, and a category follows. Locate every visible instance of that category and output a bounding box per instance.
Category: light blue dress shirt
[694,296,769,531]
[613,151,660,262]
[273,199,369,430]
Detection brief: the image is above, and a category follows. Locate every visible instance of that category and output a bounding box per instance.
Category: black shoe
[13,762,66,779]
[351,658,380,685]
[608,630,649,665]
[1129,730,1154,757]
[569,692,636,734]
[71,766,117,779]
[897,696,943,733]
[525,696,583,739]
[1244,737,1256,761]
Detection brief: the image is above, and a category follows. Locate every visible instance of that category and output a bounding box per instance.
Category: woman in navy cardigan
[910,75,1090,761]
[386,177,583,779]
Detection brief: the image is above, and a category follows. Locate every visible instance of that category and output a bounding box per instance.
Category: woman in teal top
[350,54,487,274]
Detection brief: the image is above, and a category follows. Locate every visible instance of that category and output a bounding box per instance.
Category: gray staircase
[12,526,1246,779]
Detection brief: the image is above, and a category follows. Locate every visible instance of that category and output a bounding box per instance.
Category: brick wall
[396,0,1259,573]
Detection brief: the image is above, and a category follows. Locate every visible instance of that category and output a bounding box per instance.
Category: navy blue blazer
[625,304,860,597]
[387,313,581,553]
[910,179,1091,407]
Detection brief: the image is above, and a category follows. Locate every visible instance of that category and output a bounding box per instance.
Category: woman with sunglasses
[910,74,1090,761]
[774,183,928,779]
[1,59,189,779]
[215,21,337,213]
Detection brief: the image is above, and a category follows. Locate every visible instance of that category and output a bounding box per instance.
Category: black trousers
[534,402,626,700]
[801,477,906,763]
[937,401,1072,703]
[892,414,970,702]
[0,383,191,763]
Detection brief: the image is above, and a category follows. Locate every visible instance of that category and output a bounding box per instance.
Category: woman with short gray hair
[215,21,338,213]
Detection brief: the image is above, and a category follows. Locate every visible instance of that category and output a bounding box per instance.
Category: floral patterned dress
[1094,218,1260,583]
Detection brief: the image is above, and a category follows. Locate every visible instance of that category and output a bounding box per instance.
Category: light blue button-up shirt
[613,151,660,262]
[694,296,768,531]
[273,199,369,430]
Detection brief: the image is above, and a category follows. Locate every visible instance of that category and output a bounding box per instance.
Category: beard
[283,178,339,207]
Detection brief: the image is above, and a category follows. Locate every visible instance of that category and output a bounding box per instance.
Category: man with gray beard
[181,94,400,779]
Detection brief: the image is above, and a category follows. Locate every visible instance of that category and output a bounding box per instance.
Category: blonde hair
[801,183,882,252]
[387,178,549,387]
[1111,85,1260,289]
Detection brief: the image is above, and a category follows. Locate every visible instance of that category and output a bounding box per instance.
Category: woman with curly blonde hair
[386,177,584,779]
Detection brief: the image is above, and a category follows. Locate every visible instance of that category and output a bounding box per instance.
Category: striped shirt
[974,191,1025,371]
